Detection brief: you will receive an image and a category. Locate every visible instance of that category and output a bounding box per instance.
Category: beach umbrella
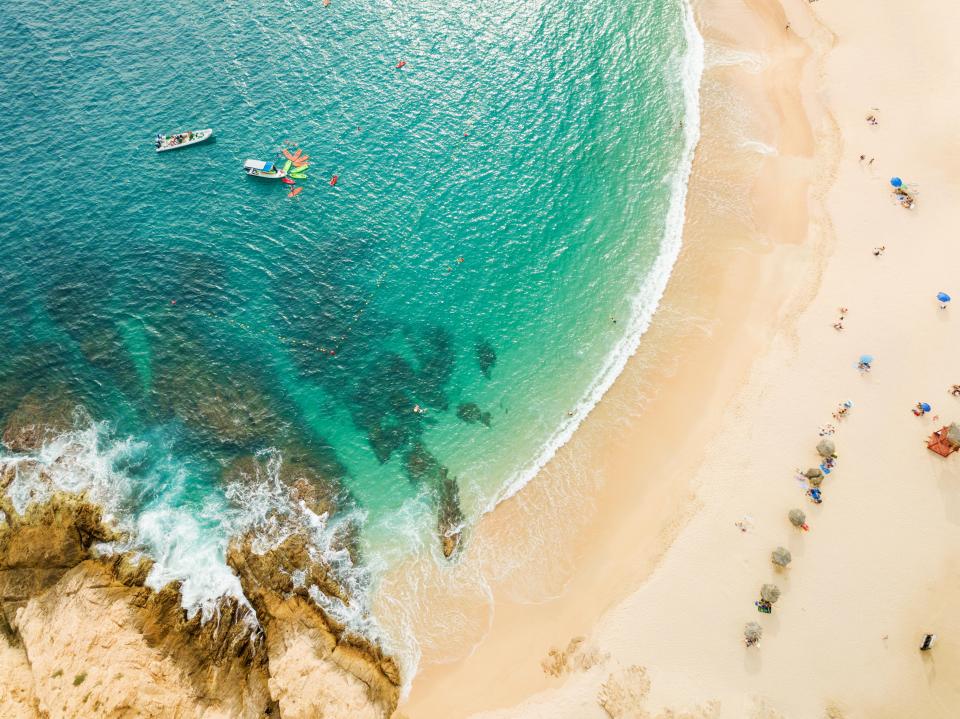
[788,509,806,527]
[859,354,874,365]
[771,547,792,567]
[761,583,781,604]
[804,467,823,480]
[808,474,823,487]
[816,439,836,458]
[948,423,960,447]
[937,292,951,303]
[890,177,903,188]
[744,621,763,645]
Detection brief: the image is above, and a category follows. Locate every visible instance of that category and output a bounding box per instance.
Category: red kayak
[281,177,295,185]
[330,175,339,186]
[396,60,406,69]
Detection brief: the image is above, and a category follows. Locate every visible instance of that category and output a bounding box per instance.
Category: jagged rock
[224,450,339,520]
[0,455,400,719]
[1,389,77,452]
[0,490,116,634]
[16,560,271,719]
[0,633,36,717]
[437,476,464,559]
[227,533,400,718]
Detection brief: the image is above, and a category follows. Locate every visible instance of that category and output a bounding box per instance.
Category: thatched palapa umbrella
[761,583,781,604]
[948,423,960,448]
[771,546,792,567]
[816,439,836,458]
[788,508,807,528]
[744,621,763,646]
[804,467,823,480]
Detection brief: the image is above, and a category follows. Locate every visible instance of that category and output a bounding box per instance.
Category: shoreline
[395,0,835,712]
[484,0,705,513]
[399,0,960,715]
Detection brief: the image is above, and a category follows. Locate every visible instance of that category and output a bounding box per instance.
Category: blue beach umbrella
[890,177,903,188]
[920,402,932,413]
[859,354,874,365]
[937,292,951,303]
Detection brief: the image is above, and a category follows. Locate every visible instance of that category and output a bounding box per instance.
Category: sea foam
[485,0,705,511]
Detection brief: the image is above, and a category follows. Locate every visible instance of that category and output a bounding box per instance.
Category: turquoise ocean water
[0,0,700,670]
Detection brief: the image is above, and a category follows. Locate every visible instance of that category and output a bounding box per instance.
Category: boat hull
[244,168,288,179]
[156,129,213,152]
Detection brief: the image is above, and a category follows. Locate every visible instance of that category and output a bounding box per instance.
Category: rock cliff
[0,458,400,718]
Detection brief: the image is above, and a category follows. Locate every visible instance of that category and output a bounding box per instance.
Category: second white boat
[243,159,288,179]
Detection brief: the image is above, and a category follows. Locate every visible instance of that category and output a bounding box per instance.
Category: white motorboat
[243,159,288,178]
[155,128,213,152]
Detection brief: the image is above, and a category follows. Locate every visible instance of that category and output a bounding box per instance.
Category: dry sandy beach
[396,0,960,716]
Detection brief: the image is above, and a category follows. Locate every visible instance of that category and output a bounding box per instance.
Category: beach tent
[771,547,792,567]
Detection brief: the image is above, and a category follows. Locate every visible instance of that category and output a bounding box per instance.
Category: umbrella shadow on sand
[743,614,780,675]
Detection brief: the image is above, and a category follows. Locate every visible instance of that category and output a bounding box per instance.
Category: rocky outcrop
[227,533,401,718]
[0,477,116,636]
[1,390,77,452]
[14,559,271,719]
[404,444,465,558]
[437,475,464,559]
[0,458,400,719]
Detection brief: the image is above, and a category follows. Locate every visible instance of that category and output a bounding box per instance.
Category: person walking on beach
[920,634,937,651]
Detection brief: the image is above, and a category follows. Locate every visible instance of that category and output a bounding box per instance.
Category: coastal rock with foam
[0,414,400,718]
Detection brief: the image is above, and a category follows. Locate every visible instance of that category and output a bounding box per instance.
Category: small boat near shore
[155,129,213,152]
[243,159,288,179]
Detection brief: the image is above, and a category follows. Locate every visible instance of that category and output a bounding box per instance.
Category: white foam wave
[377,4,707,694]
[1,422,377,637]
[221,448,380,637]
[1,418,252,621]
[485,0,705,510]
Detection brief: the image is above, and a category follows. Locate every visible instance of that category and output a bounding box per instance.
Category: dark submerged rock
[476,339,496,378]
[456,402,491,427]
